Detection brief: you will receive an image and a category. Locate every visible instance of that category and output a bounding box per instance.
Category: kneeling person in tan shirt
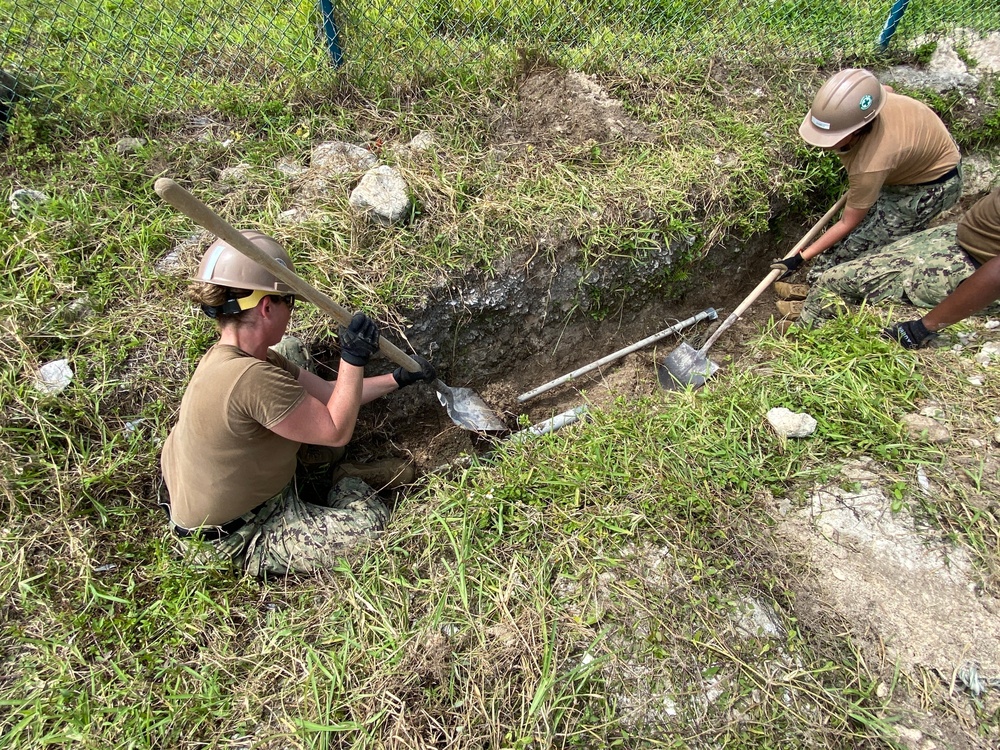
[160,231,435,577]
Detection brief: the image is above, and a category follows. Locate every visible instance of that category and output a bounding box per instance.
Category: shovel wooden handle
[699,192,848,353]
[154,177,425,375]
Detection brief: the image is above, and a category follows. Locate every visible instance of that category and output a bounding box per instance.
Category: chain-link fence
[2,0,998,123]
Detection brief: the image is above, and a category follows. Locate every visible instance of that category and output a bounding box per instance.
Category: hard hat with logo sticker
[193,231,295,294]
[799,69,887,148]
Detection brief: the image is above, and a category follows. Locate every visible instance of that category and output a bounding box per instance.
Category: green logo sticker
[859,94,873,111]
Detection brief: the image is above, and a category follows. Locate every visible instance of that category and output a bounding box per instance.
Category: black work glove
[339,312,381,367]
[393,355,436,389]
[770,253,803,280]
[881,318,935,350]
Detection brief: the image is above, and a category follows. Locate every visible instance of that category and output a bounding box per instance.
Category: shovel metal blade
[657,342,719,391]
[435,380,508,432]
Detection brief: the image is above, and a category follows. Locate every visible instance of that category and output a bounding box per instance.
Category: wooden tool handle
[699,192,848,353]
[154,177,422,373]
[782,192,848,260]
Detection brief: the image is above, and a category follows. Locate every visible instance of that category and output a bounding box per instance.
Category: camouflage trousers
[799,223,1000,327]
[202,476,390,578]
[806,169,963,284]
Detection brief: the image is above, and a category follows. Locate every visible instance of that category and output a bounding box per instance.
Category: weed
[913,41,939,65]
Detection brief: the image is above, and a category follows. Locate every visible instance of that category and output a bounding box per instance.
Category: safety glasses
[233,289,296,311]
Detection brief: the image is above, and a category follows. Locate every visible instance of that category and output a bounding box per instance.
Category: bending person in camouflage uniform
[771,69,962,288]
[160,231,436,577]
[797,189,1000,335]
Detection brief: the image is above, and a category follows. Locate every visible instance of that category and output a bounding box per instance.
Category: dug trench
[316,217,805,474]
[310,209,1000,747]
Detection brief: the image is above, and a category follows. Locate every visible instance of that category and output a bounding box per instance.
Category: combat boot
[773,282,810,300]
[775,300,804,320]
[330,458,416,491]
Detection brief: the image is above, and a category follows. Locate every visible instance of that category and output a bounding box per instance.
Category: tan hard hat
[193,231,294,293]
[799,69,887,148]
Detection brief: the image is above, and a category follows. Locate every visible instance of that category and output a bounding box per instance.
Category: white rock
[897,725,924,743]
[965,30,1000,73]
[917,467,931,495]
[155,250,183,273]
[349,165,412,226]
[974,341,1000,365]
[276,157,307,177]
[967,375,984,386]
[766,407,817,438]
[218,163,252,183]
[407,131,437,151]
[10,188,48,215]
[930,41,970,76]
[34,359,74,394]
[310,141,379,173]
[114,137,146,155]
[985,319,999,330]
[901,414,951,444]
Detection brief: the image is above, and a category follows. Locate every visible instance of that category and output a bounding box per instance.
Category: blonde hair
[187,281,228,307]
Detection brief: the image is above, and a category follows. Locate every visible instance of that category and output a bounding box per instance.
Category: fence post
[877,0,911,51]
[319,0,344,66]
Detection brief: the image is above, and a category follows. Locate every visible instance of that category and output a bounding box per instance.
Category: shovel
[517,307,717,402]
[658,193,848,390]
[154,178,507,433]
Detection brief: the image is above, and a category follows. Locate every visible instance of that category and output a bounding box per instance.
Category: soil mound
[501,69,653,147]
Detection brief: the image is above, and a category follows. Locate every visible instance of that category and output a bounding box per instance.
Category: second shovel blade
[657,342,719,391]
[435,382,508,432]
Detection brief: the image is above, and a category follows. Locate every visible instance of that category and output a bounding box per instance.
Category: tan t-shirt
[161,344,304,528]
[838,92,960,211]
[958,188,1000,264]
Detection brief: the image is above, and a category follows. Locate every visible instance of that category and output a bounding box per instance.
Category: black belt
[171,495,274,541]
[919,165,960,186]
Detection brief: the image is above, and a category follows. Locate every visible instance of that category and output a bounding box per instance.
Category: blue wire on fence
[319,0,343,66]
[877,0,911,51]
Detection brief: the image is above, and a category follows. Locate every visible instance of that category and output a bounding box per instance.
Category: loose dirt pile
[497,68,653,149]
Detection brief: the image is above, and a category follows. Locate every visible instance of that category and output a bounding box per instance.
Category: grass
[2,2,1000,748]
[5,0,1000,119]
[6,313,981,746]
